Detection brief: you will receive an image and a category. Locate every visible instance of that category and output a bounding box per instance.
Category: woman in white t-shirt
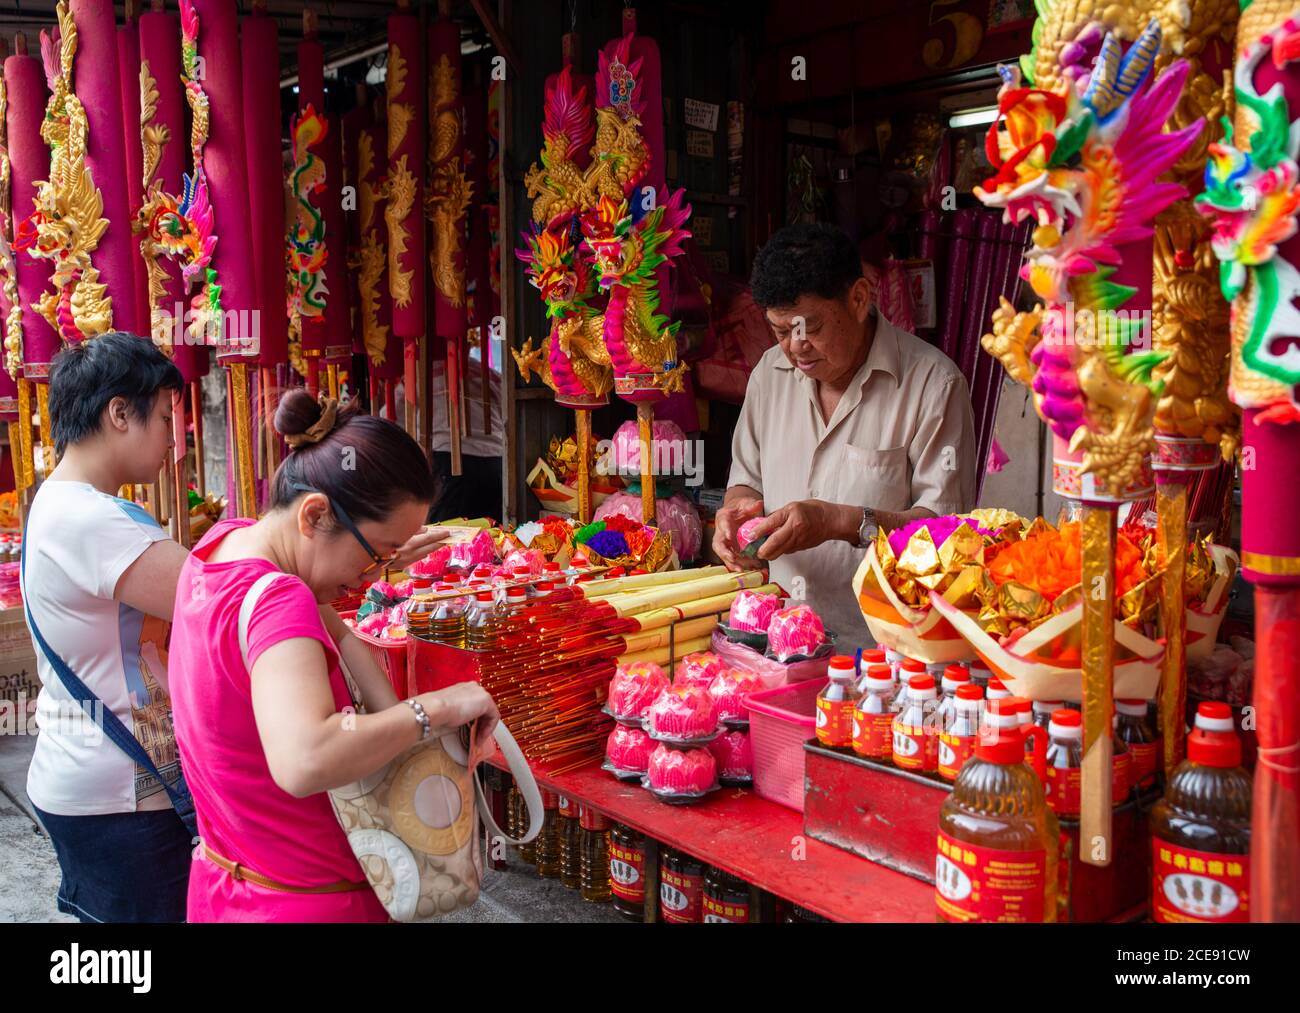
[22,334,193,922]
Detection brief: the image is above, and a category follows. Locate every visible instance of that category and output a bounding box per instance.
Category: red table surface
[486,754,933,923]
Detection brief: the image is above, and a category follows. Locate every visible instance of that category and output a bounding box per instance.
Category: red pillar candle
[342,100,368,357]
[69,0,140,336]
[240,7,288,371]
[3,51,57,379]
[117,7,151,337]
[320,101,351,368]
[386,7,426,342]
[294,24,328,392]
[138,7,206,382]
[428,17,468,345]
[191,0,257,360]
[346,106,399,382]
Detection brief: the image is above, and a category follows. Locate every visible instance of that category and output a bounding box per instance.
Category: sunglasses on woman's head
[289,482,399,575]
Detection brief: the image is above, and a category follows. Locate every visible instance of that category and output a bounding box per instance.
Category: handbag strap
[19,530,191,815]
[237,571,542,844]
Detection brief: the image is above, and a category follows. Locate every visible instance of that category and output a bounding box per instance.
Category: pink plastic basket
[745,678,822,812]
[341,611,409,699]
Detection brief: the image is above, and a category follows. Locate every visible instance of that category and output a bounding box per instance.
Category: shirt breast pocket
[838,444,910,513]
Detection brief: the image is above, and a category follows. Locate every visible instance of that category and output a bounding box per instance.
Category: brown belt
[203,844,370,895]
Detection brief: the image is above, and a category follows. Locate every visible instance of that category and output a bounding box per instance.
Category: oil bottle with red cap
[936,697,1059,922]
[1149,702,1252,923]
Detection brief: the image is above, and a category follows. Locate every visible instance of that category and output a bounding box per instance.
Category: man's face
[765,278,872,385]
[119,391,176,483]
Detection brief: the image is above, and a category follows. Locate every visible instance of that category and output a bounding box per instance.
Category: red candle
[139,8,207,382]
[296,30,328,378]
[346,106,400,381]
[319,101,351,367]
[3,52,57,379]
[386,9,426,341]
[191,0,257,361]
[69,0,141,336]
[116,11,151,337]
[428,18,467,344]
[240,9,288,369]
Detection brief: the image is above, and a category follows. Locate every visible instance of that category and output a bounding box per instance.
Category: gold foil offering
[896,528,941,577]
[937,522,984,571]
[941,565,985,608]
[1053,583,1083,614]
[1000,581,1050,623]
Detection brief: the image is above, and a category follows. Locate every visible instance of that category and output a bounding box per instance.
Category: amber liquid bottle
[609,824,647,921]
[1150,702,1252,923]
[579,807,612,904]
[557,796,582,889]
[534,791,561,879]
[937,698,1059,923]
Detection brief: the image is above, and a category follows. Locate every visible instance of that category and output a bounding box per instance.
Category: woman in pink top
[168,390,499,922]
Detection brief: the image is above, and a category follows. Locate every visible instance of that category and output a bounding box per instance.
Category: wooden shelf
[488,754,933,923]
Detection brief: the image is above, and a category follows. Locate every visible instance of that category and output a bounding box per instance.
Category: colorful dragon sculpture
[15,0,111,344]
[136,0,219,352]
[1196,10,1300,425]
[515,45,691,406]
[286,105,329,358]
[976,18,1200,497]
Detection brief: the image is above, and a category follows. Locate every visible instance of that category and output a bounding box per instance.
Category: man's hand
[713,497,766,572]
[390,526,452,571]
[753,500,859,562]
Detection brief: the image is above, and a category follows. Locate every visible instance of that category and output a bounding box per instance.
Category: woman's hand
[418,682,500,742]
[389,526,452,571]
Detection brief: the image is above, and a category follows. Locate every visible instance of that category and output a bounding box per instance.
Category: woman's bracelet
[405,698,432,740]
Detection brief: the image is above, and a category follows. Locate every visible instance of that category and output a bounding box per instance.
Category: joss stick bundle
[473,569,775,770]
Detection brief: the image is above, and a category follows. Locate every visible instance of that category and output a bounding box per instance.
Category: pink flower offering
[674,651,726,689]
[709,731,753,779]
[607,662,670,720]
[767,604,826,661]
[737,516,767,550]
[729,589,782,633]
[356,612,389,638]
[449,529,497,568]
[370,580,403,600]
[647,744,717,794]
[502,548,546,577]
[606,725,655,774]
[708,669,765,722]
[407,545,451,579]
[645,685,719,739]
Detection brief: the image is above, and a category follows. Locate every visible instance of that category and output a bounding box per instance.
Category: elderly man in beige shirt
[714,223,977,648]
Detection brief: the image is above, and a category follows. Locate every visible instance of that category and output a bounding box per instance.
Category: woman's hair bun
[274,387,323,439]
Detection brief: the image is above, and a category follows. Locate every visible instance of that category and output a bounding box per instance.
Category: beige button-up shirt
[727,312,977,648]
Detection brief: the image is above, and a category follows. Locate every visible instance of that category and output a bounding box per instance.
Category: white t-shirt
[22,480,176,816]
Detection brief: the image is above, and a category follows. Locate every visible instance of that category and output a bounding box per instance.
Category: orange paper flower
[985,521,1146,602]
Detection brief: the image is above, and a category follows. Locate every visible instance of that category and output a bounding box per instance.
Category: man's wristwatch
[856,507,879,548]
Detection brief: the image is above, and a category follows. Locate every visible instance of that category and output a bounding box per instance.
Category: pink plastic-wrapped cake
[646,744,717,795]
[607,662,670,721]
[708,669,765,722]
[645,685,719,740]
[674,651,727,689]
[737,516,767,550]
[767,604,826,661]
[605,725,655,774]
[728,589,782,633]
[709,731,753,780]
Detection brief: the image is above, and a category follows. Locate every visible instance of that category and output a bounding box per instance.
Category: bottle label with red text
[660,868,703,923]
[1045,764,1082,816]
[1128,740,1159,790]
[1152,840,1249,923]
[815,697,854,748]
[938,732,976,781]
[852,709,893,760]
[935,831,1047,923]
[893,719,938,772]
[609,842,645,904]
[1113,750,1131,803]
[702,893,749,923]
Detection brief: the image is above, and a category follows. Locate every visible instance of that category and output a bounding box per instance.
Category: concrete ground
[0,727,623,924]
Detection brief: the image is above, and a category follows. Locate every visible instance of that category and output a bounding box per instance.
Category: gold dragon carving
[384,43,415,309]
[352,130,389,366]
[26,0,112,341]
[426,54,471,308]
[136,60,174,352]
[1150,0,1239,458]
[523,106,649,229]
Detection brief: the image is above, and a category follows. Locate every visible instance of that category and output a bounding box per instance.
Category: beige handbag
[239,573,542,922]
